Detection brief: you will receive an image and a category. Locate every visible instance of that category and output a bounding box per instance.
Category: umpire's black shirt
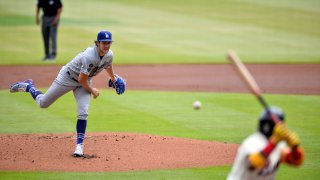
[37,0,63,17]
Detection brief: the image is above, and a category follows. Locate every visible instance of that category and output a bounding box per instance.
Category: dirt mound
[0,132,239,172]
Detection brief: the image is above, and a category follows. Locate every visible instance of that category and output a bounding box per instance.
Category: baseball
[193,100,202,110]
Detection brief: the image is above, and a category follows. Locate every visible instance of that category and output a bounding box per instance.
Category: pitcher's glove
[108,75,126,95]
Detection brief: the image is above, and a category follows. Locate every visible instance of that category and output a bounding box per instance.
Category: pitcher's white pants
[36,81,91,120]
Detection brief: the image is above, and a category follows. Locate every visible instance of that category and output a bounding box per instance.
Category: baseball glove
[108,75,126,95]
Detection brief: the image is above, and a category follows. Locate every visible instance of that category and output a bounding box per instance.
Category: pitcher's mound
[0,132,239,172]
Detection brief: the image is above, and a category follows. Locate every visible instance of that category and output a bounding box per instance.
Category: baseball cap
[97,30,113,42]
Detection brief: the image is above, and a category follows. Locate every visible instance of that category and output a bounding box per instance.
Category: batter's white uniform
[227,132,286,180]
[35,45,113,120]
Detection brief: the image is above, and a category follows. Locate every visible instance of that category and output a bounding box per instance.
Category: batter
[10,30,126,157]
[227,107,304,180]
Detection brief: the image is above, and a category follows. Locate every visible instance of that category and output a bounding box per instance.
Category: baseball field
[1,0,320,179]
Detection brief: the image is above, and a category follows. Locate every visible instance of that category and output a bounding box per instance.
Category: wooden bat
[227,50,281,124]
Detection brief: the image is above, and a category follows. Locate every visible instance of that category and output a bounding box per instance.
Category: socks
[27,86,43,100]
[76,119,87,145]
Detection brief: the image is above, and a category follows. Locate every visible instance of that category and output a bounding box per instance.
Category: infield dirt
[0,133,239,172]
[2,64,320,94]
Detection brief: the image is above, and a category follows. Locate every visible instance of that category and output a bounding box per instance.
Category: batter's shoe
[10,79,34,93]
[73,144,84,157]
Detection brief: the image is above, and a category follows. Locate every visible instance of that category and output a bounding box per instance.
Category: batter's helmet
[97,30,113,42]
[258,107,285,138]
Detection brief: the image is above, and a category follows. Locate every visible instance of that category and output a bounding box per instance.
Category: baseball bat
[227,50,281,124]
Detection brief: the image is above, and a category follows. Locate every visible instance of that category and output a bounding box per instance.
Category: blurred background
[1,0,319,65]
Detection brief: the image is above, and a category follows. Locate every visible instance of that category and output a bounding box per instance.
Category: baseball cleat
[9,79,34,93]
[73,144,84,157]
[24,79,34,86]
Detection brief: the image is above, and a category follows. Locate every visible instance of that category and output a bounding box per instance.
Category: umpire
[36,0,63,61]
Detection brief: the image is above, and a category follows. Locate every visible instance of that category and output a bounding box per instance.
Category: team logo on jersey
[87,64,94,72]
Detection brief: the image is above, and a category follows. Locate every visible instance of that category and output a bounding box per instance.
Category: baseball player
[9,30,126,157]
[227,107,304,180]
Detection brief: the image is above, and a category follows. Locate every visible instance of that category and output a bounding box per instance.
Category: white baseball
[193,101,202,110]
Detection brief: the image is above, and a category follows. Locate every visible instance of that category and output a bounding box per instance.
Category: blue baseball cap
[97,30,113,42]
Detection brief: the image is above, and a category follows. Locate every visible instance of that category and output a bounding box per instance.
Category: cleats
[10,79,34,93]
[73,144,84,157]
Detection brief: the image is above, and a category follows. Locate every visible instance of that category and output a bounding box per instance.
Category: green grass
[0,165,317,180]
[0,167,230,180]
[0,90,319,179]
[0,0,320,64]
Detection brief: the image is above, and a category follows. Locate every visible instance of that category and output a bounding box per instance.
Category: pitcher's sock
[28,86,43,100]
[76,119,87,145]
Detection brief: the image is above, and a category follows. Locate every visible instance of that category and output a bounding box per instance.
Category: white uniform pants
[36,81,91,120]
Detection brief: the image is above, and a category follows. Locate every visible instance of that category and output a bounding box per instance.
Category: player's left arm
[105,65,126,95]
[280,131,304,166]
[105,65,117,82]
[280,129,304,166]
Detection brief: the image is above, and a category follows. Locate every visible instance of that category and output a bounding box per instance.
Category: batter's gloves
[108,75,126,95]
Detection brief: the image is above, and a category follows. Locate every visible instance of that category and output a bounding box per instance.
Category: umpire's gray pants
[35,82,91,120]
[41,15,59,57]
